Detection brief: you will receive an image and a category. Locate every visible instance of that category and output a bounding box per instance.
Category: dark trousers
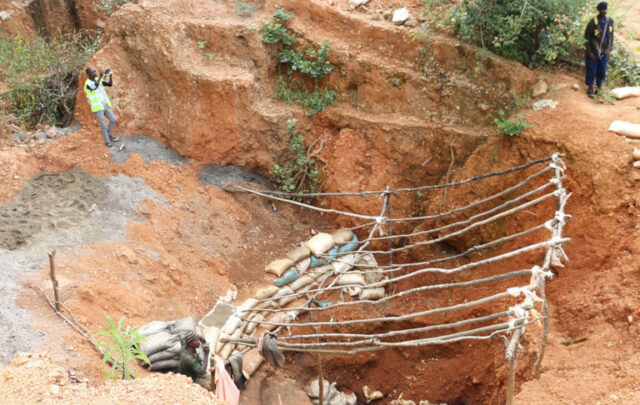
[585,55,609,88]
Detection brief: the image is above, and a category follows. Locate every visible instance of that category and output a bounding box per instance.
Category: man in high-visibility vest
[84,66,119,147]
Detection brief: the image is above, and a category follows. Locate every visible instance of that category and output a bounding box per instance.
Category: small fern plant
[494,109,532,136]
[96,316,149,380]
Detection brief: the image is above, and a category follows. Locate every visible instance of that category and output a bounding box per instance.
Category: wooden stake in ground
[48,250,60,311]
[505,327,523,405]
[309,311,324,405]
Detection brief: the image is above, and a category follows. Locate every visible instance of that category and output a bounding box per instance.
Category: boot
[587,85,595,99]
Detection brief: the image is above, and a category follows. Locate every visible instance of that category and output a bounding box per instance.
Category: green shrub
[0,32,99,128]
[262,8,337,115]
[608,46,640,86]
[235,2,257,15]
[273,119,322,198]
[447,0,592,67]
[494,109,532,136]
[96,316,149,380]
[97,0,130,15]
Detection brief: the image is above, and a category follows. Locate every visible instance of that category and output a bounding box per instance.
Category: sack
[633,148,640,161]
[295,257,311,273]
[139,331,179,356]
[245,314,264,334]
[242,348,264,376]
[336,273,365,286]
[286,246,310,262]
[254,285,279,300]
[325,246,340,263]
[138,320,169,337]
[332,253,357,274]
[272,286,295,306]
[148,344,180,363]
[237,299,258,316]
[306,233,335,256]
[609,120,640,139]
[359,287,385,300]
[338,234,359,253]
[309,264,333,279]
[610,86,640,100]
[331,229,354,244]
[148,358,180,371]
[222,315,244,335]
[310,255,326,268]
[171,317,197,334]
[264,312,288,332]
[203,326,220,348]
[265,258,294,277]
[274,268,300,287]
[290,275,314,291]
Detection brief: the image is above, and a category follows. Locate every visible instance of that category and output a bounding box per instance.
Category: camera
[104,68,112,77]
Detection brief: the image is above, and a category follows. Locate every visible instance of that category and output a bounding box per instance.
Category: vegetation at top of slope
[262,7,337,115]
[97,0,130,15]
[0,32,100,128]
[445,0,592,67]
[608,46,640,86]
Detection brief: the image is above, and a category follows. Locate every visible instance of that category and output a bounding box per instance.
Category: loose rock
[392,8,409,25]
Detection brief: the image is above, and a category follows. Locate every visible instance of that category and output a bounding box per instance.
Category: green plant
[448,0,593,67]
[197,40,206,49]
[235,2,256,15]
[608,46,640,87]
[0,32,100,128]
[204,52,213,60]
[494,109,532,136]
[262,8,337,115]
[273,119,323,198]
[96,316,149,380]
[97,0,129,15]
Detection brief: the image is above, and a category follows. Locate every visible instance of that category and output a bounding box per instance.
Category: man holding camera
[84,66,119,147]
[584,2,614,99]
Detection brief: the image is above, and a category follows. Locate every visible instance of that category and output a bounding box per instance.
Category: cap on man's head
[597,2,608,11]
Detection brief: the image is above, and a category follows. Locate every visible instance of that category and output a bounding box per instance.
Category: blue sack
[338,234,359,253]
[309,255,325,268]
[274,268,300,287]
[325,246,340,263]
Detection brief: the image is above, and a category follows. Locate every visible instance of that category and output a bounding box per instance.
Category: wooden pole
[48,250,60,311]
[505,327,523,405]
[309,311,324,405]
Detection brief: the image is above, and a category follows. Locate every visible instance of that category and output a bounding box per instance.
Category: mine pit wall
[74,0,537,227]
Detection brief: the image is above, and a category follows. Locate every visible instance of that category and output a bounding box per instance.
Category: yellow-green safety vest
[84,78,112,112]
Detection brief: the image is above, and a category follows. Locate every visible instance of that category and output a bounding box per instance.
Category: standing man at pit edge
[84,66,119,147]
[584,2,614,99]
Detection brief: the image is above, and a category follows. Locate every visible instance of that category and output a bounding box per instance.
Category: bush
[96,316,149,380]
[448,0,592,67]
[0,32,100,128]
[273,119,323,198]
[608,46,640,87]
[262,7,337,115]
[494,109,532,136]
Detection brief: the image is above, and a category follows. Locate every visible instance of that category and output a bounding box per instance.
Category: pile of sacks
[202,228,387,379]
[137,317,204,371]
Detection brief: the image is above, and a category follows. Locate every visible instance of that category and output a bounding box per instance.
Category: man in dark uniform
[177,331,210,383]
[584,2,614,98]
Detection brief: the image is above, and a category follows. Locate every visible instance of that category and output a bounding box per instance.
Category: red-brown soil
[1,0,640,404]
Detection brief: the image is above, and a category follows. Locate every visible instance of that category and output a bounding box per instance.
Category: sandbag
[310,255,326,268]
[307,378,338,400]
[245,314,264,334]
[287,246,310,262]
[171,317,197,334]
[272,286,295,306]
[364,268,384,284]
[290,275,314,291]
[139,332,179,356]
[325,246,340,263]
[148,345,180,364]
[634,161,640,168]
[356,253,377,269]
[218,343,235,360]
[222,315,244,335]
[309,264,333,280]
[216,332,231,352]
[242,348,264,376]
[255,299,275,310]
[265,258,294,277]
[274,268,300,287]
[610,86,640,100]
[237,299,258,316]
[338,234,359,253]
[306,233,335,256]
[203,326,220,348]
[254,285,279,300]
[332,253,358,274]
[295,256,311,273]
[264,312,288,332]
[331,229,354,244]
[359,287,385,300]
[336,273,365,286]
[609,120,640,139]
[148,358,180,371]
[633,148,640,161]
[138,320,170,337]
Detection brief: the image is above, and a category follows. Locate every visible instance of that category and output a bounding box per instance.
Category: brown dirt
[1,0,640,404]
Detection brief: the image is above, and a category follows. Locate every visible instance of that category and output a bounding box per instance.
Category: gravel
[109,134,187,165]
[198,164,271,188]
